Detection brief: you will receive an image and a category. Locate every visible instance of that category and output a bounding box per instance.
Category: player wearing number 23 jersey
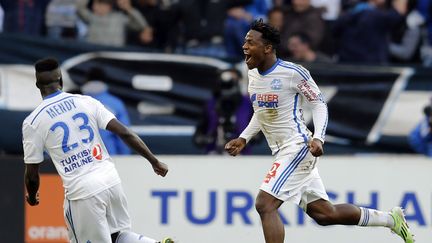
[23,90,119,200]
[23,58,174,243]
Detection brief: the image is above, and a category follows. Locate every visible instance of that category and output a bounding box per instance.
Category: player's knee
[255,198,277,215]
[255,200,270,215]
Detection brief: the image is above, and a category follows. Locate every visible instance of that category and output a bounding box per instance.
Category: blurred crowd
[0,0,432,65]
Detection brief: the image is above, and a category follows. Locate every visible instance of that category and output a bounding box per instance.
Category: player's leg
[256,145,312,243]
[306,199,383,225]
[305,184,414,242]
[255,190,285,243]
[107,184,175,243]
[63,195,112,243]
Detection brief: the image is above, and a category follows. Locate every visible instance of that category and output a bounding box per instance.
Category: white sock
[357,207,395,228]
[116,231,158,243]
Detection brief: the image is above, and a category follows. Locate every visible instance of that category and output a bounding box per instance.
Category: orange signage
[25,174,68,243]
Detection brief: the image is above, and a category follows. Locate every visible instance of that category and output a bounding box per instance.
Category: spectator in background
[45,0,80,39]
[267,6,284,30]
[417,0,432,66]
[310,0,341,20]
[417,0,431,45]
[224,0,270,60]
[129,0,156,48]
[81,67,131,155]
[76,0,149,47]
[390,0,424,63]
[175,0,227,58]
[0,4,3,32]
[333,0,407,64]
[279,0,325,58]
[1,0,51,36]
[131,0,182,52]
[285,32,334,62]
[408,99,432,157]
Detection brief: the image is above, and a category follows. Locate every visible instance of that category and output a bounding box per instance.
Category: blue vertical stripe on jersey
[67,200,79,243]
[272,146,309,194]
[30,96,75,125]
[293,93,308,144]
[320,104,328,140]
[277,62,310,80]
[259,58,281,76]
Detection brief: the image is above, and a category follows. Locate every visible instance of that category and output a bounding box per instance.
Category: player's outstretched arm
[25,164,40,206]
[106,118,168,177]
[225,137,246,156]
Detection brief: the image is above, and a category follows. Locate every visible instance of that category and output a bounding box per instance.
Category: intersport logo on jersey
[251,93,279,108]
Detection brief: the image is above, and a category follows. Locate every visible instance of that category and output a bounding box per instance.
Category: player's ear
[264,44,273,54]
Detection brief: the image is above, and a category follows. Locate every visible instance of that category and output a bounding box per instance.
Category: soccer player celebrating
[23,58,174,243]
[225,19,414,243]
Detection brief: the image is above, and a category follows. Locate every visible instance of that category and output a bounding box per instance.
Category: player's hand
[309,138,324,157]
[152,161,168,177]
[225,138,246,156]
[26,193,39,206]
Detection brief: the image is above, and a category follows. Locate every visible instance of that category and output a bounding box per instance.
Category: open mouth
[245,54,252,64]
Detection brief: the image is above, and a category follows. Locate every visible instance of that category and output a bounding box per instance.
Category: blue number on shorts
[50,122,78,153]
[49,113,94,153]
[72,112,94,144]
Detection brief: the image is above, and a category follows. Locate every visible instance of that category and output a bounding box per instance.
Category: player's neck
[258,56,278,74]
[41,88,62,99]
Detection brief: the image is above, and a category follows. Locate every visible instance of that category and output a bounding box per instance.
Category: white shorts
[260,144,329,211]
[63,184,131,243]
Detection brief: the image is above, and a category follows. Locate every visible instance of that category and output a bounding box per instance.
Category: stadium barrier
[8,155,431,243]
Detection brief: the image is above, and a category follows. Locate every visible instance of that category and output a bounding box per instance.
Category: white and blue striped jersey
[22,91,121,200]
[240,59,328,154]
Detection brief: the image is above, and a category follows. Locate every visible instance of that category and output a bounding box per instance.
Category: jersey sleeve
[239,113,261,143]
[93,98,116,130]
[22,121,44,164]
[291,68,328,143]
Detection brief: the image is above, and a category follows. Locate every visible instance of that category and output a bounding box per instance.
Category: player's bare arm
[24,164,40,206]
[106,118,168,177]
[309,138,324,157]
[225,137,247,156]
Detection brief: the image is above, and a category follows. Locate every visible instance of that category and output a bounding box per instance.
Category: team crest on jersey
[271,79,282,90]
[92,144,103,160]
[264,162,280,183]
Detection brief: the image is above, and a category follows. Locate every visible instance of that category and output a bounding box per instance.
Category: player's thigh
[259,144,310,202]
[63,196,111,243]
[298,169,330,211]
[106,184,131,233]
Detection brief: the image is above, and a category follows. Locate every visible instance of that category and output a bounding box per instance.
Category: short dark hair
[250,18,281,49]
[34,57,62,86]
[35,58,59,73]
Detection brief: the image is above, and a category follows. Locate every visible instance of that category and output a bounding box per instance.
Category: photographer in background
[193,68,256,154]
[408,98,432,157]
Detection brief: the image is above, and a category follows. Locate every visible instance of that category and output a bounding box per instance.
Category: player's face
[243,30,267,70]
